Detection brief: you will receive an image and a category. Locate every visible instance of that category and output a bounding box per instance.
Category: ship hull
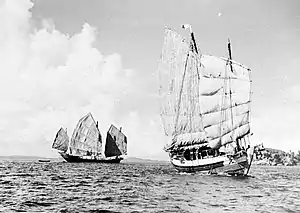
[170,148,254,176]
[59,152,123,163]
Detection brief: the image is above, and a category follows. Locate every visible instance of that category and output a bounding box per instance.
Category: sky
[0,0,299,160]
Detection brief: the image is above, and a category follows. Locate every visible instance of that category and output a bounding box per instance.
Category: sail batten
[159,27,252,153]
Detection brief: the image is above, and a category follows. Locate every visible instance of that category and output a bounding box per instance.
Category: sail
[69,112,102,156]
[104,125,127,157]
[52,127,69,152]
[158,27,252,152]
[158,28,205,149]
[199,55,251,149]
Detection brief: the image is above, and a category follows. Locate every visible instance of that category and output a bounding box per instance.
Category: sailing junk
[52,112,127,163]
[158,25,255,175]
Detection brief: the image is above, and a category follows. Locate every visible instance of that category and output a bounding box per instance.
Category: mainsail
[200,55,251,149]
[69,112,102,156]
[158,28,252,152]
[52,127,69,152]
[104,125,127,157]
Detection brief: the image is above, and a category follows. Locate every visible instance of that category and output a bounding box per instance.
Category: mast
[182,24,199,54]
[227,38,240,150]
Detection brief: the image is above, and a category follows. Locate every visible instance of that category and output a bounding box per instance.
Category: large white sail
[159,29,205,149]
[159,28,252,151]
[52,127,69,152]
[104,125,127,157]
[69,112,102,156]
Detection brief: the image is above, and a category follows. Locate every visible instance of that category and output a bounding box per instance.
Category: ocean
[0,161,299,213]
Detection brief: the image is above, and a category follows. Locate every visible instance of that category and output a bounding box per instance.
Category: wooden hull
[59,152,123,163]
[170,149,254,176]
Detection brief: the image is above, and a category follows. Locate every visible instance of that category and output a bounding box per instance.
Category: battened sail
[200,55,251,149]
[104,125,127,157]
[69,112,102,156]
[158,27,252,152]
[52,127,69,152]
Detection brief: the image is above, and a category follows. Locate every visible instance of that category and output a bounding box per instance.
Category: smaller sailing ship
[158,25,255,176]
[52,112,127,163]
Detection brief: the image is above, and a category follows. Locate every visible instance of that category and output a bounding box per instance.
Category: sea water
[0,161,299,212]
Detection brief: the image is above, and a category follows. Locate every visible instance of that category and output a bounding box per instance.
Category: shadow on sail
[52,127,69,153]
[105,125,127,158]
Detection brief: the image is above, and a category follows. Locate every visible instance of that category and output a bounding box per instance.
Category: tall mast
[227,38,240,150]
[182,24,199,54]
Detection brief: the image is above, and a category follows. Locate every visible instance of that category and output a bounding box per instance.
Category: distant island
[253,147,300,166]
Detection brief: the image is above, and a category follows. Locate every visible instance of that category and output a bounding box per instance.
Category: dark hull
[59,152,123,163]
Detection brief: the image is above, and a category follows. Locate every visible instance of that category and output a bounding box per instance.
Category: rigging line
[174,51,190,135]
[195,57,204,131]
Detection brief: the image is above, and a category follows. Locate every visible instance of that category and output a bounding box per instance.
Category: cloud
[0,0,168,159]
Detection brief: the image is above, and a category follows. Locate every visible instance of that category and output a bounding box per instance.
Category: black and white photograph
[0,0,299,212]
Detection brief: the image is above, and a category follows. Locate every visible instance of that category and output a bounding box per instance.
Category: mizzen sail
[52,127,69,152]
[69,112,102,156]
[104,125,127,157]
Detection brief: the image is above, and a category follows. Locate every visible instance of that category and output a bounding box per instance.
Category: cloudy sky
[0,0,299,159]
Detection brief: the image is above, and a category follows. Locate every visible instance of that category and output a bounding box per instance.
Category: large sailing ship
[158,25,255,175]
[52,112,127,163]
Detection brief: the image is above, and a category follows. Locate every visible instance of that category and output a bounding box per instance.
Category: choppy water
[0,161,299,213]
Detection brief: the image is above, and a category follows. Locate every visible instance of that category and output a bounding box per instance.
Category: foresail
[199,55,252,149]
[52,127,69,152]
[159,28,205,150]
[105,125,127,157]
[69,112,102,156]
[174,51,204,136]
[158,28,190,137]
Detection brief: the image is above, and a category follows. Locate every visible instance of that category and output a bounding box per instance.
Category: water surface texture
[0,161,299,212]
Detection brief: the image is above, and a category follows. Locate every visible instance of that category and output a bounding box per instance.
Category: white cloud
[0,0,168,159]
